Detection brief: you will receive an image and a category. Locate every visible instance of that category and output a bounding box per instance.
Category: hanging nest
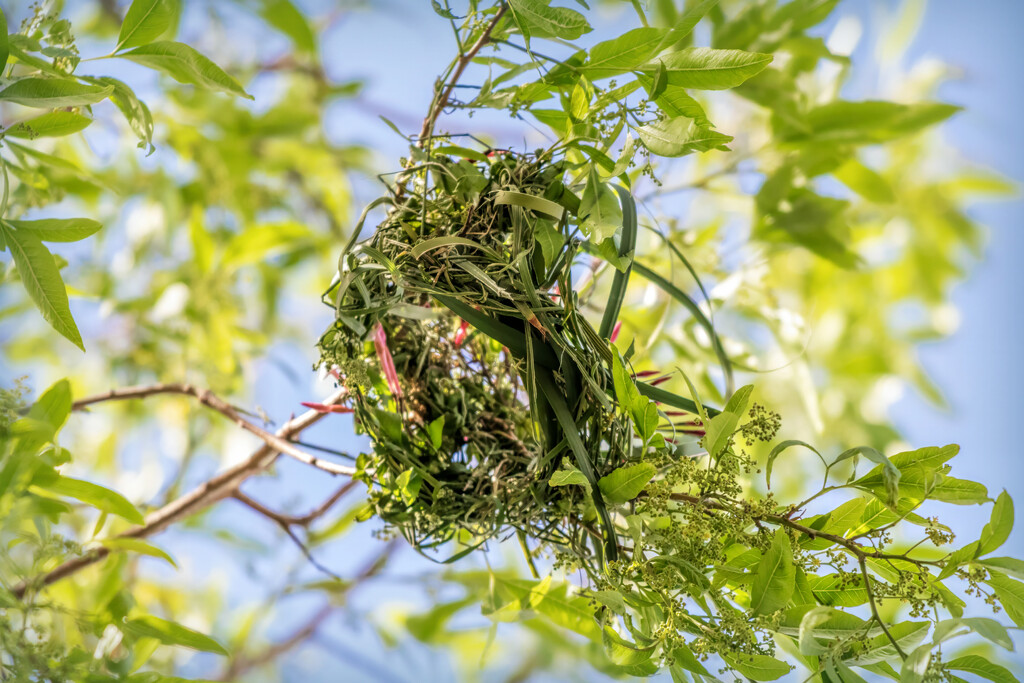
[317,149,709,563]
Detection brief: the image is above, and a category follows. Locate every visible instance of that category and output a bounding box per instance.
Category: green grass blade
[536,367,619,563]
[597,185,637,339]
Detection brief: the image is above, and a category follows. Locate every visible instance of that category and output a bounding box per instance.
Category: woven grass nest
[317,149,714,564]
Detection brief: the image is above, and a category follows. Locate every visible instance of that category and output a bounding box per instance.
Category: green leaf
[0,79,113,108]
[797,605,833,655]
[26,379,73,438]
[39,475,144,524]
[722,652,790,681]
[643,47,772,90]
[946,655,1017,683]
[665,0,720,43]
[534,219,563,272]
[598,463,656,504]
[981,557,1024,581]
[844,621,929,665]
[569,81,589,121]
[985,572,1024,628]
[102,538,177,567]
[932,617,1014,651]
[602,626,654,666]
[636,117,732,157]
[979,491,1014,556]
[122,615,228,655]
[117,0,179,51]
[93,76,155,153]
[582,27,669,79]
[6,218,102,243]
[4,111,93,138]
[808,573,867,607]
[750,529,795,615]
[579,168,622,243]
[507,0,592,42]
[494,190,564,220]
[258,0,316,53]
[702,409,740,458]
[0,9,9,72]
[724,384,753,416]
[845,447,901,507]
[222,221,313,267]
[833,159,895,203]
[794,100,960,144]
[766,440,825,489]
[549,467,590,488]
[117,42,252,99]
[0,221,84,350]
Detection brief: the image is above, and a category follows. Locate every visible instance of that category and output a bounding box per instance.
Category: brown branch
[667,493,941,566]
[218,539,399,681]
[415,3,508,146]
[859,554,907,660]
[229,483,363,581]
[73,383,355,477]
[12,388,349,600]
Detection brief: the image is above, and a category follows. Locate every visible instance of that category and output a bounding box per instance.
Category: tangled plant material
[318,151,659,558]
[317,148,1020,679]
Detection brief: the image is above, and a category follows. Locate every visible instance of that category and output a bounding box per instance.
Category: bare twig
[218,540,399,680]
[416,3,508,147]
[73,383,355,477]
[232,491,345,581]
[12,388,349,599]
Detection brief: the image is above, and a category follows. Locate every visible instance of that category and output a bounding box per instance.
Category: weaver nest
[318,150,661,561]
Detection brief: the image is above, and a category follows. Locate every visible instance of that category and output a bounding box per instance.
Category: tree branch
[12,388,349,599]
[217,539,399,680]
[73,383,355,477]
[415,3,508,146]
[667,493,941,565]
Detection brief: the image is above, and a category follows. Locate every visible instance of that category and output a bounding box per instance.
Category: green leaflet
[507,0,592,42]
[582,27,669,79]
[598,463,655,504]
[116,42,252,99]
[493,190,565,220]
[116,0,179,51]
[36,475,144,524]
[636,117,733,157]
[945,655,1017,683]
[793,100,961,144]
[598,186,636,339]
[0,221,83,350]
[122,615,228,655]
[642,47,772,90]
[979,491,1014,556]
[4,112,93,138]
[258,0,317,54]
[579,168,621,243]
[985,572,1024,628]
[548,467,589,488]
[101,538,177,567]
[749,528,795,615]
[0,79,113,108]
[0,9,8,71]
[5,218,102,242]
[721,652,791,681]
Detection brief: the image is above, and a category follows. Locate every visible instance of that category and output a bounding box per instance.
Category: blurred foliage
[0,0,1018,682]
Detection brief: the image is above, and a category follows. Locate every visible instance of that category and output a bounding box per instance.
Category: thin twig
[666,493,941,566]
[416,3,508,146]
[73,383,355,477]
[12,389,348,600]
[859,554,907,660]
[232,491,344,581]
[218,540,399,680]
